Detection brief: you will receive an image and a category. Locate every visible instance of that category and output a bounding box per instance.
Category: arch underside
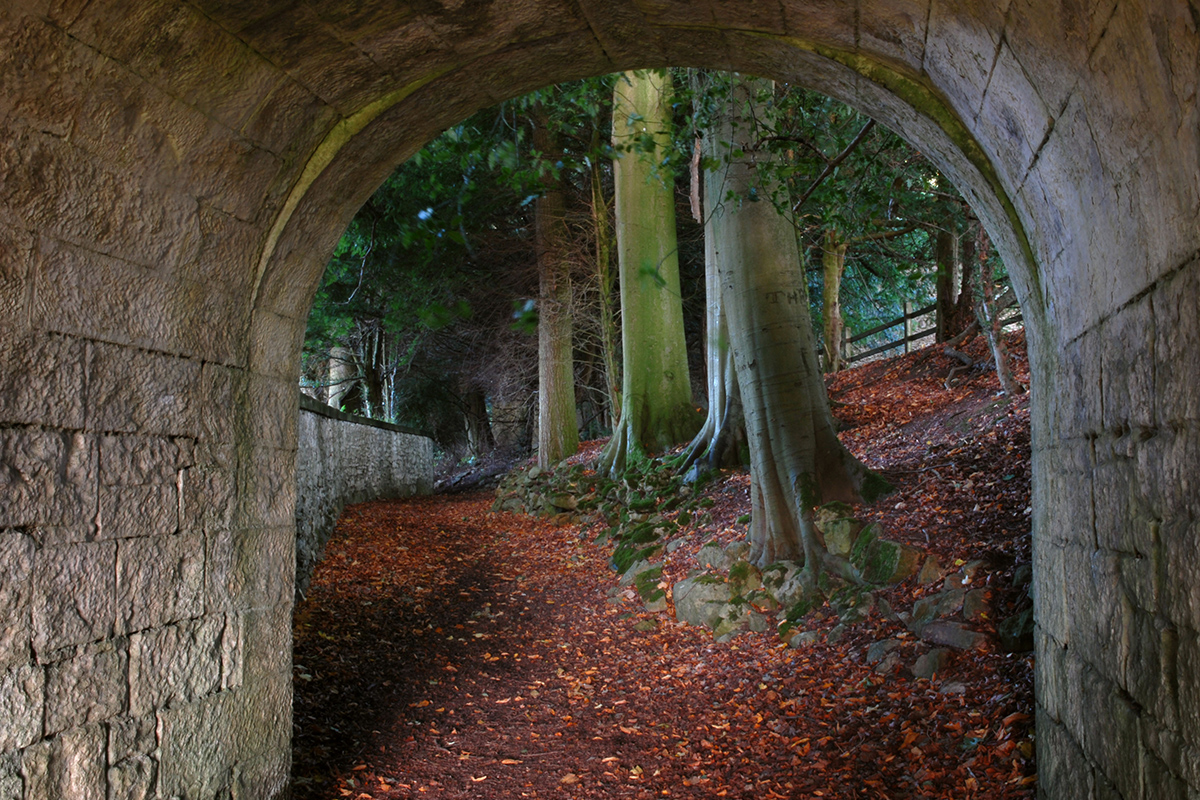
[0,2,1197,797]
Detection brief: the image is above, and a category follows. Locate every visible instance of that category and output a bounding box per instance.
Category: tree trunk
[598,70,701,476]
[679,118,746,473]
[934,226,960,342]
[534,108,579,469]
[707,74,888,573]
[590,152,622,426]
[821,230,848,372]
[327,346,354,410]
[971,225,1023,396]
[464,389,494,458]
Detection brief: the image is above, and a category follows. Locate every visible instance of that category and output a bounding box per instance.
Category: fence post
[903,300,913,354]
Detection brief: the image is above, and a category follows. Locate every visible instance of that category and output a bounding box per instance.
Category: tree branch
[792,119,877,211]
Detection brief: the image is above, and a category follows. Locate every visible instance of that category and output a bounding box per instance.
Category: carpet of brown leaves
[292,333,1035,799]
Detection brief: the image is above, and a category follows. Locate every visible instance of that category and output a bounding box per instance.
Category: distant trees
[303,70,1019,475]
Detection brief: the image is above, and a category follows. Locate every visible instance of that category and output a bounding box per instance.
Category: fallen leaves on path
[293,333,1035,799]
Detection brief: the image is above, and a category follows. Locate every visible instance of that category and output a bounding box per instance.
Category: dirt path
[293,492,1033,799]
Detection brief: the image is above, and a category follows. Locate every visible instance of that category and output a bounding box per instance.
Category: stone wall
[295,396,433,599]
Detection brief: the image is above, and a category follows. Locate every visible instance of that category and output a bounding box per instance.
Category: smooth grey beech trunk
[708,75,885,572]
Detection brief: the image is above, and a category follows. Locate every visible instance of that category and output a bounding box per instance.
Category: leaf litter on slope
[293,331,1035,799]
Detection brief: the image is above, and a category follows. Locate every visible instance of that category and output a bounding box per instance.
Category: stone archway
[0,2,1196,797]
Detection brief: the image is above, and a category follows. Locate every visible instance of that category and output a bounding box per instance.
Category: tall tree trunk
[464,389,494,458]
[598,69,701,476]
[821,230,848,372]
[534,108,579,469]
[971,225,1023,396]
[590,151,622,426]
[679,125,746,473]
[708,74,888,573]
[327,346,354,410]
[934,226,960,342]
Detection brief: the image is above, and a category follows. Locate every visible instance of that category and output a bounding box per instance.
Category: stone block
[0,330,86,429]
[246,448,297,530]
[1078,666,1143,800]
[0,663,44,751]
[249,310,305,383]
[116,532,205,633]
[1033,538,1069,643]
[976,40,1053,193]
[0,531,35,669]
[249,372,300,450]
[1142,742,1189,800]
[180,464,236,537]
[1062,544,1126,683]
[1101,296,1157,431]
[128,615,222,717]
[99,435,181,487]
[0,125,199,273]
[35,723,106,800]
[207,525,294,613]
[1035,626,1068,723]
[0,220,32,336]
[100,484,179,540]
[671,575,732,629]
[32,541,116,656]
[157,687,234,799]
[87,343,202,437]
[0,14,94,139]
[107,713,157,764]
[221,613,244,691]
[44,642,127,735]
[1154,258,1200,425]
[107,755,156,800]
[199,363,240,445]
[1157,517,1200,635]
[1176,629,1200,747]
[0,428,97,530]
[0,751,18,800]
[1036,710,1093,800]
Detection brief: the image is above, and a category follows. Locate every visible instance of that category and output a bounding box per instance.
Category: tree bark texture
[598,70,700,476]
[679,123,746,473]
[821,230,848,373]
[707,75,886,571]
[534,109,579,468]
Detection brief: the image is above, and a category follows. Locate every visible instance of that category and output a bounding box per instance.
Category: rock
[696,542,726,570]
[814,501,855,527]
[912,648,950,679]
[996,609,1034,652]
[726,560,762,596]
[874,651,902,675]
[633,619,659,632]
[665,538,685,554]
[856,538,924,585]
[875,596,900,622]
[619,560,655,587]
[918,555,945,585]
[939,682,968,695]
[768,566,815,612]
[826,624,847,644]
[912,587,965,626]
[672,575,733,629]
[820,518,865,558]
[865,638,901,665]
[788,630,821,648]
[963,589,991,621]
[527,466,542,480]
[547,493,578,511]
[746,610,769,633]
[919,620,987,651]
[724,541,751,562]
[1011,563,1033,590]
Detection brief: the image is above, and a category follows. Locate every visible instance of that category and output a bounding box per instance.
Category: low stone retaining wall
[296,395,434,597]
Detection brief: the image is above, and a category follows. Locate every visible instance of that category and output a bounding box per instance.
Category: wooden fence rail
[841,302,1023,365]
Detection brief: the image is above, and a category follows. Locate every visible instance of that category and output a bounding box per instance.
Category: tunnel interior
[0,2,1197,798]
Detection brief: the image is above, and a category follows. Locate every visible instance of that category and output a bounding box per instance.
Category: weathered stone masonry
[0,1,1196,798]
[295,395,433,600]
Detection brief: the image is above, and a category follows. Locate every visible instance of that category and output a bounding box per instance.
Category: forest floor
[292,332,1036,800]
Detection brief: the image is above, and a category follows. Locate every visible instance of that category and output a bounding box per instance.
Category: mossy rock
[855,538,924,585]
[727,560,763,594]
